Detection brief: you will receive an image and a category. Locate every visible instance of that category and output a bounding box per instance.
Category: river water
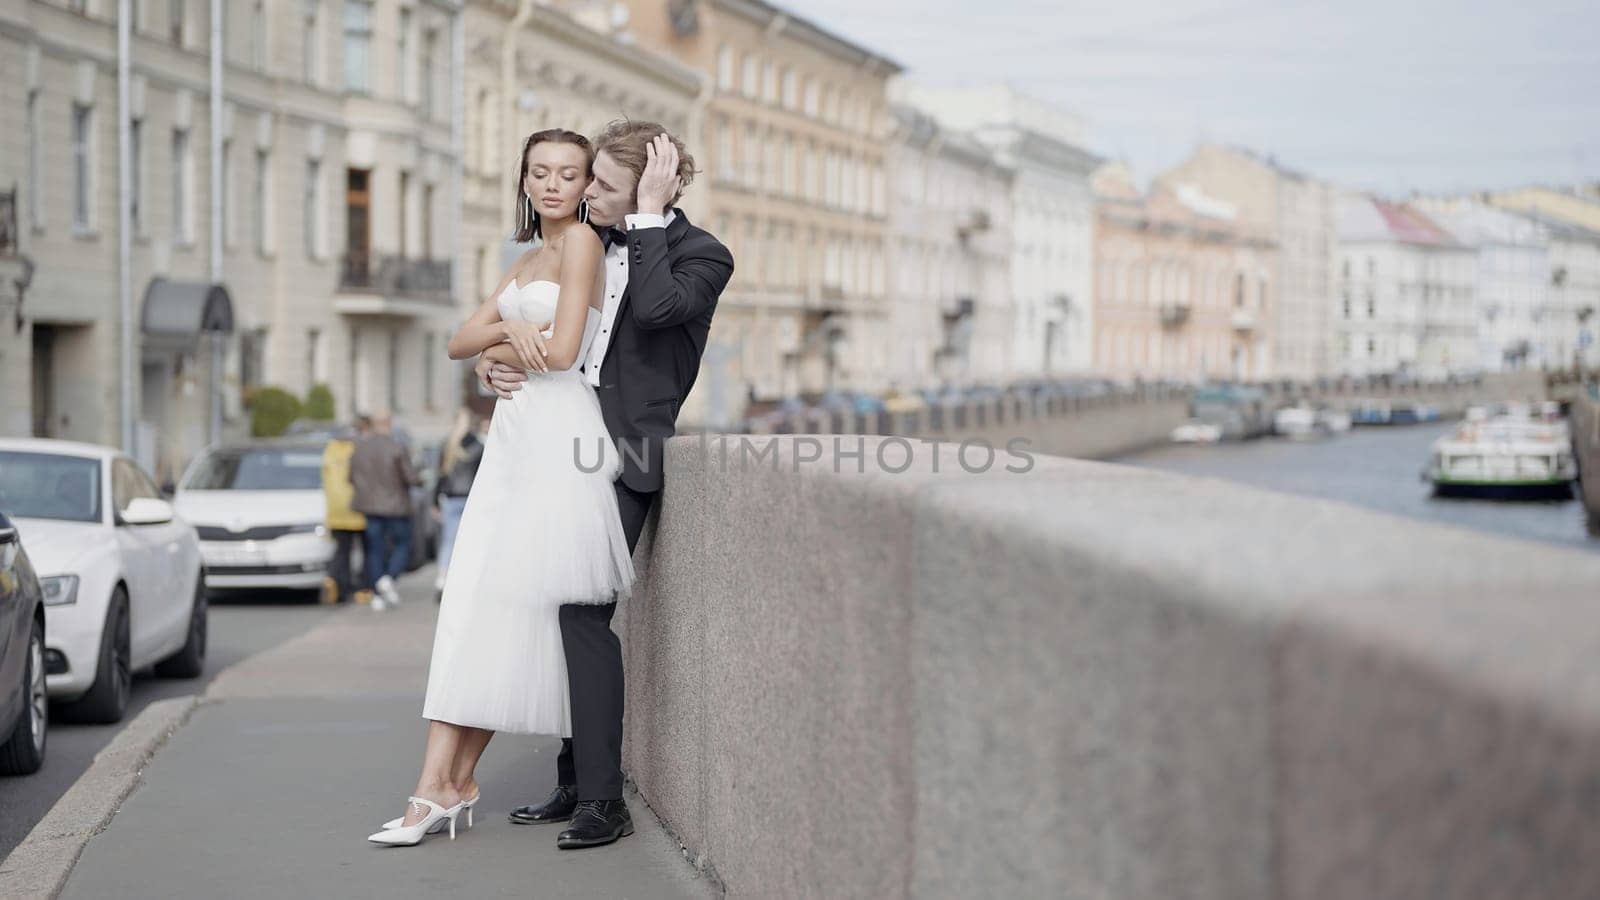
[1113,420,1600,557]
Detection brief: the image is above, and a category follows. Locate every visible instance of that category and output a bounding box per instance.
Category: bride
[368,129,635,846]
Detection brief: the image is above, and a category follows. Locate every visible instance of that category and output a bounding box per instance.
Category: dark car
[0,511,48,775]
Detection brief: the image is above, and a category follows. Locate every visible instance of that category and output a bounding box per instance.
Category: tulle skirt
[421,369,635,736]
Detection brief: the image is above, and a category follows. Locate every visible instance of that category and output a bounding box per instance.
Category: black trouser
[556,480,657,801]
[329,529,364,602]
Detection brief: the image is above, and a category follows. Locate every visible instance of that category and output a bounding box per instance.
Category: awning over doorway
[141,278,234,337]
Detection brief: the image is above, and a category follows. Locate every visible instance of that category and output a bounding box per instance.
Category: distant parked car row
[738,376,1135,432]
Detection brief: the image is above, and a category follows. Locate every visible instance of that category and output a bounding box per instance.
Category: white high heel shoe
[367,796,464,846]
[381,792,478,832]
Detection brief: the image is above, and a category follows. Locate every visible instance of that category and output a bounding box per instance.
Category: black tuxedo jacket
[587,209,734,494]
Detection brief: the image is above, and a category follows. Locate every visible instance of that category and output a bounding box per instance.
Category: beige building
[1,0,462,483]
[458,1,699,402]
[1159,145,1338,380]
[1093,162,1276,382]
[606,0,901,423]
[886,104,1013,389]
[1487,186,1600,234]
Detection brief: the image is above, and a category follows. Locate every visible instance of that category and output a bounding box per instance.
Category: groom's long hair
[592,120,697,207]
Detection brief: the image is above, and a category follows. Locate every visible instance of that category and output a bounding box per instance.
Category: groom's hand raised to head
[635,134,681,217]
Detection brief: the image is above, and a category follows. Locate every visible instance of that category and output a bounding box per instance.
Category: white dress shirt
[583,209,677,387]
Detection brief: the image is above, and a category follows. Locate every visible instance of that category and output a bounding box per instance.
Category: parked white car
[175,442,334,592]
[0,439,207,724]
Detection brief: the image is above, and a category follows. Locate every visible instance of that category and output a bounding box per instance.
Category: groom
[475,120,734,848]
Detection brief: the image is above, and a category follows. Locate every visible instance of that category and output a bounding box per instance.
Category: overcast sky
[792,0,1600,196]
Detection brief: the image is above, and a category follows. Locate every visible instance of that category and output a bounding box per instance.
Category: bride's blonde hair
[439,408,474,475]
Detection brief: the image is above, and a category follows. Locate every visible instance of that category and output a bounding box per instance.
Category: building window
[781,136,796,196]
[715,115,734,182]
[343,1,373,93]
[72,104,93,230]
[421,184,433,258]
[396,7,410,100]
[130,117,144,232]
[742,123,758,187]
[388,330,401,412]
[251,1,266,71]
[254,147,272,254]
[398,170,410,258]
[803,77,819,116]
[26,90,43,231]
[307,328,323,384]
[172,128,191,243]
[350,327,364,412]
[781,68,797,109]
[421,30,437,118]
[169,0,185,45]
[422,333,436,410]
[741,53,758,99]
[1366,256,1375,277]
[762,61,777,104]
[825,150,840,208]
[764,130,780,192]
[304,158,321,259]
[240,328,267,394]
[302,1,320,85]
[221,139,234,247]
[716,44,734,91]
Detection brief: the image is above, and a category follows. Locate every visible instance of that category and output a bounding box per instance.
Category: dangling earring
[578,198,590,225]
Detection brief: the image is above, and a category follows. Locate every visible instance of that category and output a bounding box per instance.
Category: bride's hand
[502,320,548,372]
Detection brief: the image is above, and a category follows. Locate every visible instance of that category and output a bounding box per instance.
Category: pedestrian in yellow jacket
[323,416,370,602]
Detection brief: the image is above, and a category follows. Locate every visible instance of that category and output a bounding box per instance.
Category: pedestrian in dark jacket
[350,409,421,610]
[431,410,488,600]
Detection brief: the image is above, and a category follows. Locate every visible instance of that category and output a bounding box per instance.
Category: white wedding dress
[420,279,635,735]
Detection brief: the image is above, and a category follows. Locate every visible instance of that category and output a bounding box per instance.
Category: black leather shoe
[508,785,578,825]
[556,799,634,849]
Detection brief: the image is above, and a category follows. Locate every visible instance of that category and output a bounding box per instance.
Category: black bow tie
[600,226,627,250]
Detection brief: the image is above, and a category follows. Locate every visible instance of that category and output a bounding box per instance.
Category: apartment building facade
[1335,196,1476,377]
[615,0,901,423]
[1,0,463,483]
[1159,144,1338,380]
[1092,163,1276,382]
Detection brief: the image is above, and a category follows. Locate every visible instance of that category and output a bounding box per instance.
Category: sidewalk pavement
[55,568,716,900]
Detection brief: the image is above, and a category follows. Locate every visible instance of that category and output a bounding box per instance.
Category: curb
[0,695,203,899]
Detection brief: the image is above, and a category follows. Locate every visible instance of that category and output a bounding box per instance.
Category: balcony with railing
[0,185,17,257]
[1159,301,1191,328]
[335,253,453,317]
